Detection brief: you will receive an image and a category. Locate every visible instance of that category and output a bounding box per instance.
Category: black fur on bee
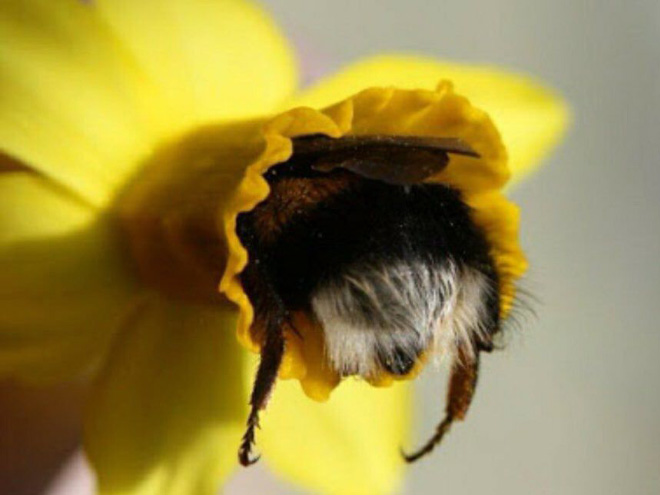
[236,134,502,466]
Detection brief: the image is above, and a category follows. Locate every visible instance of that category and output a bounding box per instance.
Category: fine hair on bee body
[236,134,505,466]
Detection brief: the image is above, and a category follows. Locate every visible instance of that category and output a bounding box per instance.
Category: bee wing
[293,135,479,185]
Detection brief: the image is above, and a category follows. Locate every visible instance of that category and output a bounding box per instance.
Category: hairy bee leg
[403,347,481,463]
[238,321,285,467]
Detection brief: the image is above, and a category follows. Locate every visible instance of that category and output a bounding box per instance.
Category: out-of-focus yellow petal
[260,378,411,495]
[292,54,570,183]
[0,172,93,245]
[0,0,174,205]
[84,295,246,495]
[0,0,297,206]
[0,175,139,380]
[96,0,298,124]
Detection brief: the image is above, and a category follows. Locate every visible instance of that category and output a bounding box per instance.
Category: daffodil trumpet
[117,108,508,467]
[235,133,491,465]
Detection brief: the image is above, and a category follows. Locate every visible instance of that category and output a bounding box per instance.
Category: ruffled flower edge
[219,82,525,401]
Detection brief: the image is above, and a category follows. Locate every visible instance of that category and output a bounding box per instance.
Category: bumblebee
[236,135,503,465]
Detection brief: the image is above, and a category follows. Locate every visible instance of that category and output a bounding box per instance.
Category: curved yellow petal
[0,0,297,206]
[84,295,246,495]
[260,378,411,495]
[96,0,298,124]
[292,54,570,183]
[0,172,93,245]
[0,175,139,380]
[465,191,528,316]
[0,0,175,205]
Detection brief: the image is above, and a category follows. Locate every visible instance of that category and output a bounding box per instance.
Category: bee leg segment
[403,346,481,463]
[238,317,285,467]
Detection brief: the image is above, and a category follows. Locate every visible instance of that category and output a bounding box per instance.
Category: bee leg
[403,345,481,463]
[238,315,285,466]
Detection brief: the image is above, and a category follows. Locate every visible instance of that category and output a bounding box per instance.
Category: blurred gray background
[227,0,660,494]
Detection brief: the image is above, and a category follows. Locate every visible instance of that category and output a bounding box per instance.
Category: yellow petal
[96,0,298,124]
[292,54,570,183]
[465,191,528,317]
[0,172,93,245]
[84,295,246,495]
[0,176,139,380]
[0,0,297,206]
[0,0,172,205]
[260,378,411,495]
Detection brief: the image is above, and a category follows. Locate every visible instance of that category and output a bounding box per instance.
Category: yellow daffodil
[0,1,569,494]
